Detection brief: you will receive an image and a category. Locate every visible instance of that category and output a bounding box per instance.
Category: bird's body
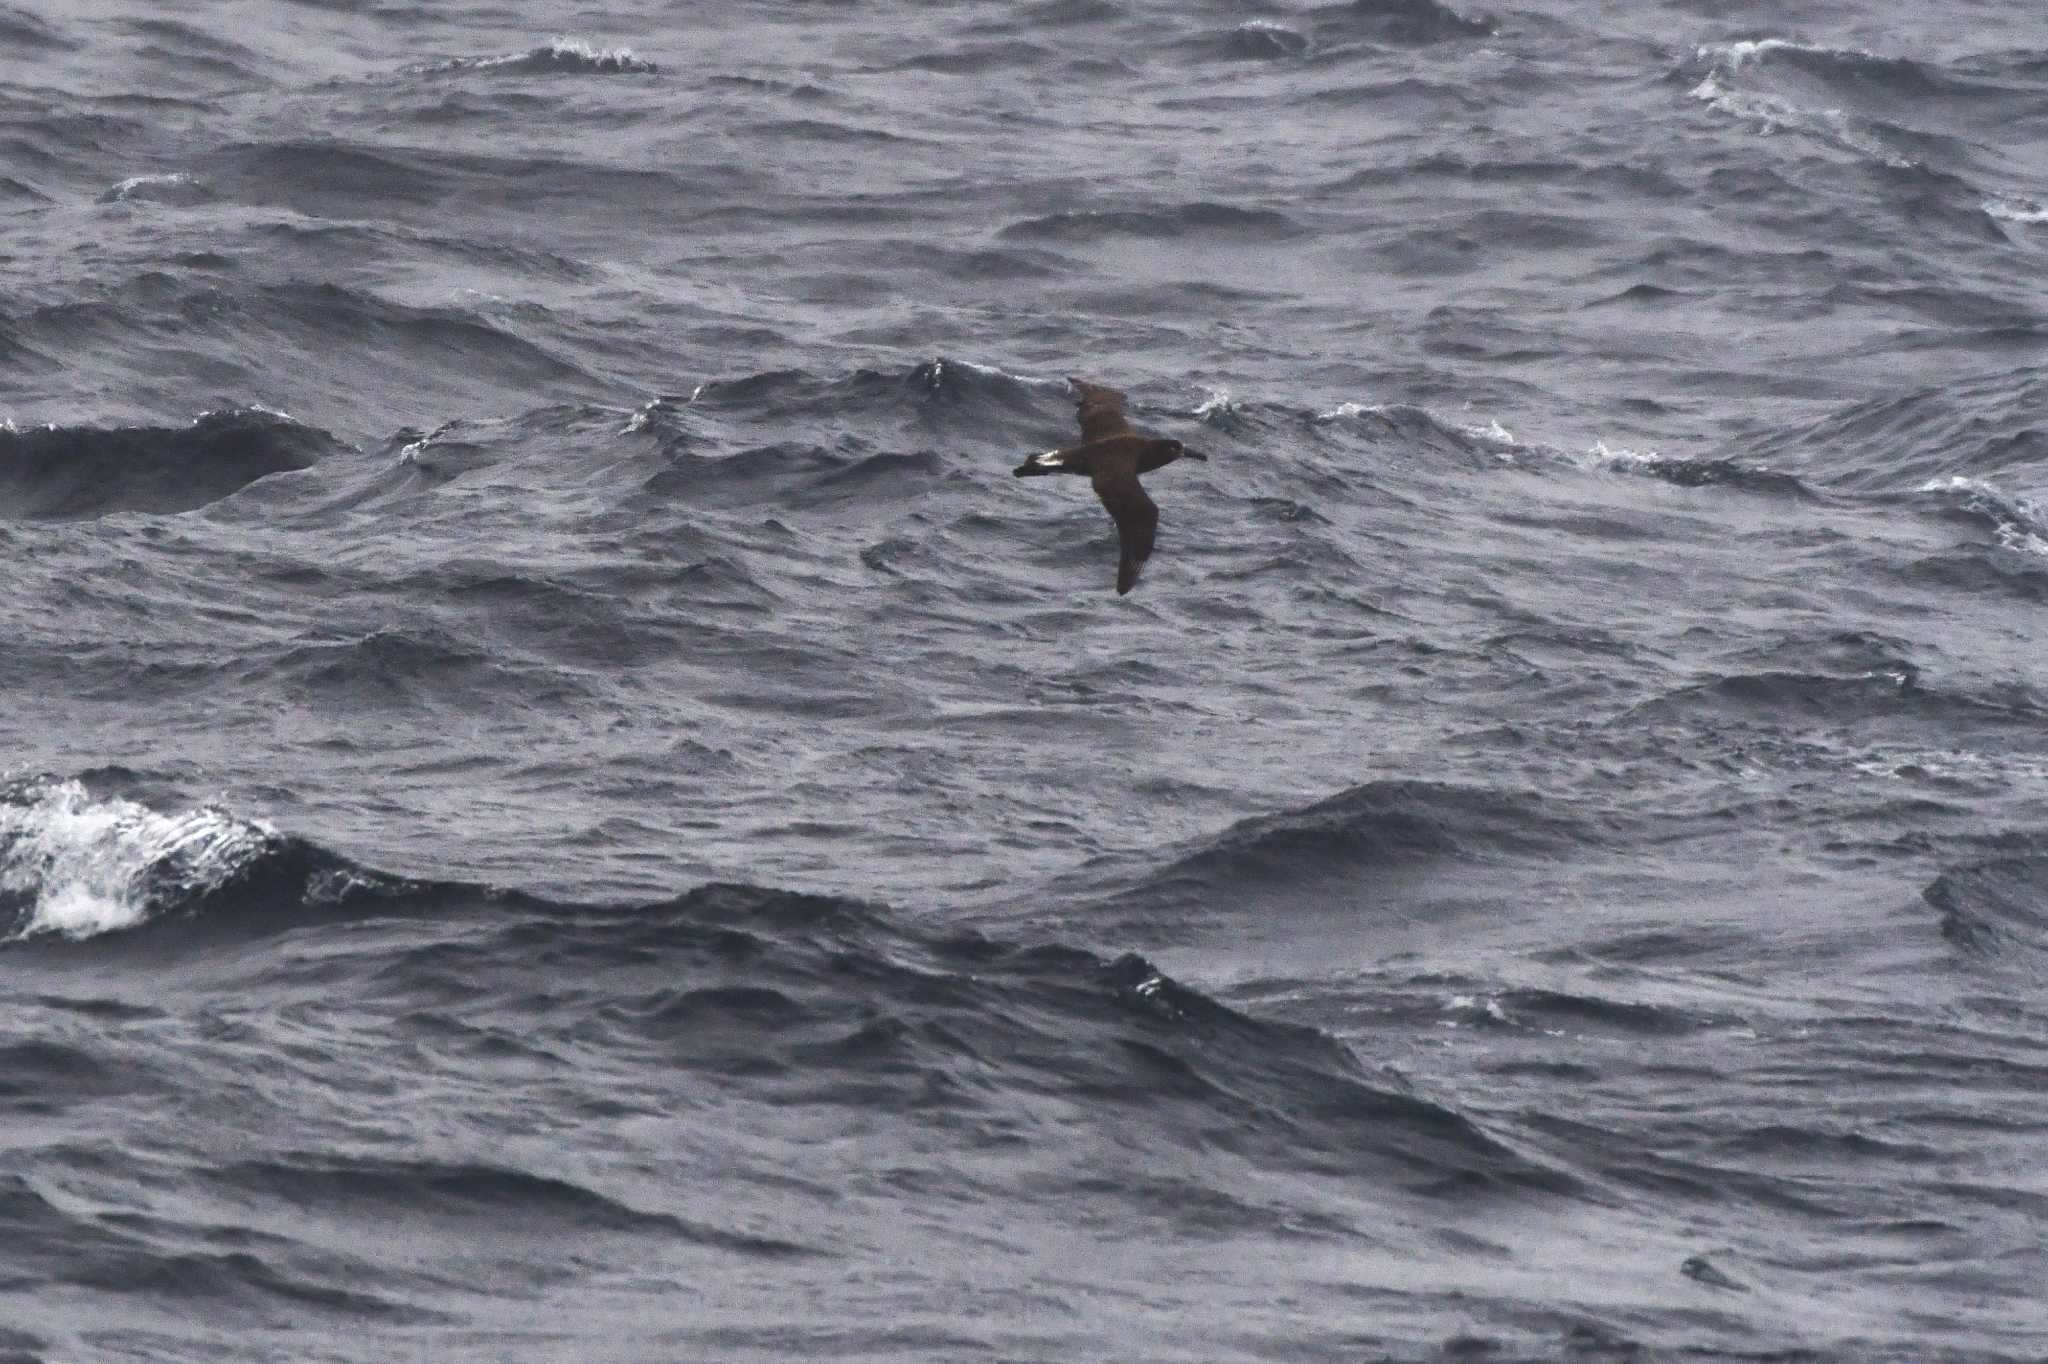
[1013,379,1206,594]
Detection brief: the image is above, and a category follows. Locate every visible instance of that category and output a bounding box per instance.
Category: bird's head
[1163,438,1208,462]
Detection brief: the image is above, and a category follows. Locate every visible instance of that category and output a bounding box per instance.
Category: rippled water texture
[2,0,2046,1360]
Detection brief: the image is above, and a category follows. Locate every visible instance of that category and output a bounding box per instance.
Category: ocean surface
[2,0,2045,1358]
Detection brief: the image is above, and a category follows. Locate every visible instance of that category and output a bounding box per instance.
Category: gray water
[1,0,2045,1359]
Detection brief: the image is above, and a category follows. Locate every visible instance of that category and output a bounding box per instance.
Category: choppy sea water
[3,0,2046,1359]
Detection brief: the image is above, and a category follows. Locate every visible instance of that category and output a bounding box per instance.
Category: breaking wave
[0,408,335,521]
[1916,476,2048,556]
[0,777,289,939]
[415,39,658,77]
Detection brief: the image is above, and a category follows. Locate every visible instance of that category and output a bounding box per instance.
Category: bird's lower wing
[1094,474,1159,595]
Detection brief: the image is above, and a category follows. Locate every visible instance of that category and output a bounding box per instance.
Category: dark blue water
[3,1,2046,1359]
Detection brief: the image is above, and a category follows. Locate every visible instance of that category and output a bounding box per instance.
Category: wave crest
[1106,780,1592,923]
[1916,476,2048,556]
[1683,37,1989,171]
[0,407,334,521]
[418,39,657,77]
[0,778,284,940]
[1310,0,1496,45]
[1923,855,2048,962]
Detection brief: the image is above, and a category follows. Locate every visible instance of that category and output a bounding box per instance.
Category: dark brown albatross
[1012,378,1208,594]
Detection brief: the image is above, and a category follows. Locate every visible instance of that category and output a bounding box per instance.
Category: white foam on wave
[1855,747,2048,785]
[1316,401,1519,460]
[1984,198,2048,225]
[1688,38,1916,169]
[0,779,276,940]
[201,402,304,427]
[1496,437,1665,476]
[424,37,655,76]
[99,172,211,204]
[1461,418,1516,450]
[923,356,1018,388]
[1919,476,2048,556]
[533,37,646,67]
[1696,37,1841,71]
[1584,439,1665,472]
[1315,400,1391,422]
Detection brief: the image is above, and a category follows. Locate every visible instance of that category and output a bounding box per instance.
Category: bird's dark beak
[1185,448,1209,461]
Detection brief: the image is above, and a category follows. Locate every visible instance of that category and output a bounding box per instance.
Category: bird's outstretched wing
[1093,471,1158,595]
[1070,377,1135,444]
[1014,447,1073,477]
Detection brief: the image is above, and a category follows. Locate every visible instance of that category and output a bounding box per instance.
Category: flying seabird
[1013,377,1208,594]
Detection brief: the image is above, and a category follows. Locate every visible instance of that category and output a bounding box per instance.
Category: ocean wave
[640,440,951,513]
[1923,855,2048,962]
[0,777,289,940]
[255,218,596,283]
[96,171,215,205]
[0,407,335,521]
[672,358,1069,466]
[1692,37,2017,106]
[1685,37,2032,200]
[0,7,75,51]
[999,202,1302,243]
[211,1156,802,1252]
[742,118,920,145]
[259,624,604,713]
[1308,403,1817,500]
[1737,368,2044,492]
[1984,196,2048,224]
[1313,400,1522,468]
[1572,445,1819,499]
[1916,476,2048,556]
[1686,38,1927,168]
[1107,780,1593,919]
[887,40,1053,75]
[1625,666,2042,732]
[1307,0,1497,46]
[211,137,750,228]
[686,357,1054,413]
[0,778,479,945]
[0,800,1563,1198]
[415,39,657,78]
[1180,21,1311,63]
[258,281,602,388]
[124,17,270,87]
[445,886,1566,1196]
[1442,987,1733,1039]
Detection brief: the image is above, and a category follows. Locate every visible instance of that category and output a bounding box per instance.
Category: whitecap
[97,172,213,205]
[1687,38,1917,169]
[1918,475,2048,557]
[1460,418,1516,449]
[1314,400,1391,422]
[0,779,276,940]
[1584,439,1665,473]
[420,38,656,77]
[1984,198,2048,225]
